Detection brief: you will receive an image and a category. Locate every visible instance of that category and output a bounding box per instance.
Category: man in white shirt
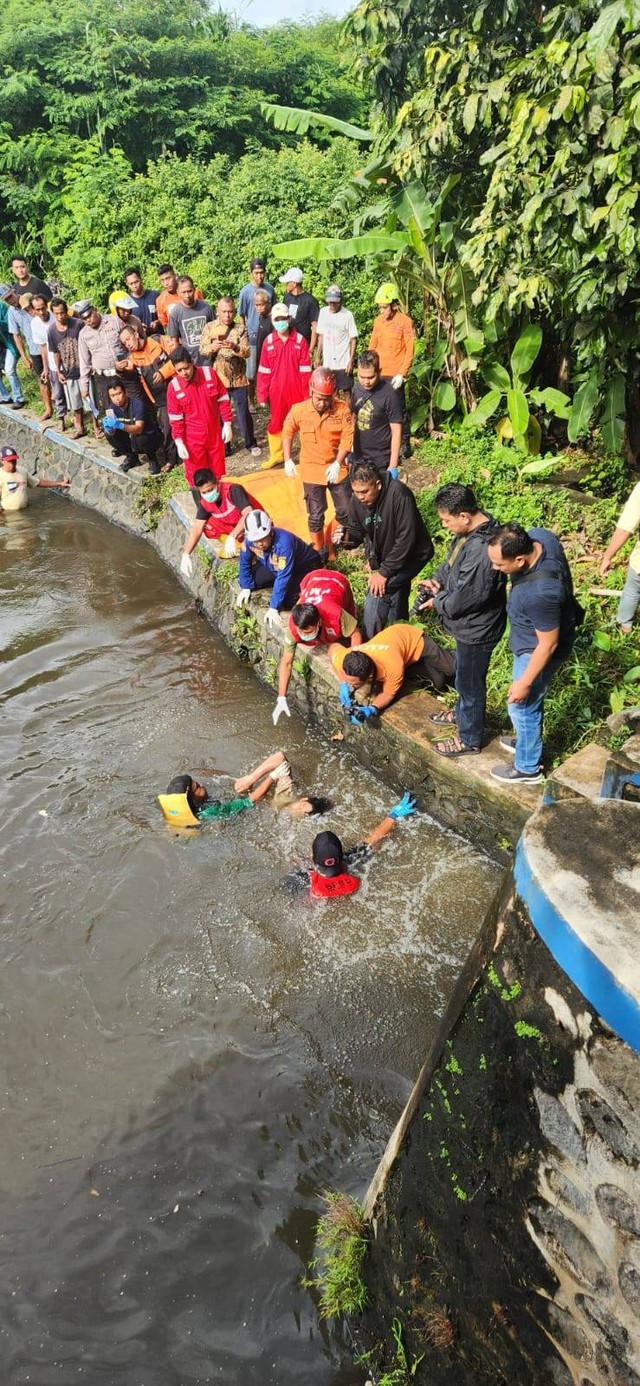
[0,444,69,511]
[315,286,358,396]
[600,480,640,632]
[31,294,66,427]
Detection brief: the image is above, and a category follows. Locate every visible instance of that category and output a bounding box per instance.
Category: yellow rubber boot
[262,431,283,469]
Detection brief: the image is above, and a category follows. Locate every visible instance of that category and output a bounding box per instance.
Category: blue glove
[389,466,399,480]
[350,705,378,725]
[102,416,116,432]
[389,792,417,819]
[338,681,354,709]
[111,418,126,431]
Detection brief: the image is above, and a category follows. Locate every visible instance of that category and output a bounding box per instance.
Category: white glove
[222,422,233,444]
[224,532,238,558]
[391,374,404,390]
[264,607,282,630]
[175,437,189,460]
[180,552,193,578]
[236,588,252,607]
[325,460,341,485]
[284,458,297,480]
[270,758,291,781]
[272,696,291,725]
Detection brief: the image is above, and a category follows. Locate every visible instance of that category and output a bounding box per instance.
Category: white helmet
[245,509,273,543]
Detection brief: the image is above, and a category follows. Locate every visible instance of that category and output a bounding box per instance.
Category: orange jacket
[331,623,424,703]
[368,310,415,378]
[120,336,175,404]
[282,397,354,484]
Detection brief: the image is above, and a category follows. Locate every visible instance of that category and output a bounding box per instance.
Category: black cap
[250,257,266,270]
[1,444,19,462]
[312,830,344,877]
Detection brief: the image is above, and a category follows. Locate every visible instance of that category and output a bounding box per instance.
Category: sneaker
[490,763,544,785]
[499,735,517,754]
[250,446,262,458]
[11,400,25,409]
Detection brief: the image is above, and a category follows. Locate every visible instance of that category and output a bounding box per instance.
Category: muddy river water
[0,494,501,1384]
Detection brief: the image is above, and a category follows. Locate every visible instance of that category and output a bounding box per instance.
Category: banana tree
[465,324,570,453]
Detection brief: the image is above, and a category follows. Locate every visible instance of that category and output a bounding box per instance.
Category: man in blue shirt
[487,522,579,784]
[123,267,160,332]
[238,258,274,400]
[236,509,320,628]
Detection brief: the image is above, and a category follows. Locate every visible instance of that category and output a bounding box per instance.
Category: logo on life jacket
[309,870,360,898]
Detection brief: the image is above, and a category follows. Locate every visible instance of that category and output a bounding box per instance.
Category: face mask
[202,490,219,504]
[298,629,319,643]
[274,320,289,334]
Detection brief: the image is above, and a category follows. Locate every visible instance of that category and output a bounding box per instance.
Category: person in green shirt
[158,750,324,828]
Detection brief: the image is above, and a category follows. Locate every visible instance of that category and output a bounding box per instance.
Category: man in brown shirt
[201,297,261,457]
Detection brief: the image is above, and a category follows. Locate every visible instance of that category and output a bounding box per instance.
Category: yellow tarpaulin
[231,470,335,543]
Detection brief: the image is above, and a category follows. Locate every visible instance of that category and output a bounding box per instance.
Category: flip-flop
[429,709,457,726]
[433,737,480,758]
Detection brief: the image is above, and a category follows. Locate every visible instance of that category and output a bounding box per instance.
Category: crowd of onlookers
[1,252,639,787]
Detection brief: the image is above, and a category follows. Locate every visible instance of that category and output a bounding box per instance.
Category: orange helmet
[309,367,336,397]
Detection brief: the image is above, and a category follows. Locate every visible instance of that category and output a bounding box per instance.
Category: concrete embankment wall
[358,787,640,1386]
[0,407,539,860]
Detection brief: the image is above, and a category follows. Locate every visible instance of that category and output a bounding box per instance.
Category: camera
[410,582,432,616]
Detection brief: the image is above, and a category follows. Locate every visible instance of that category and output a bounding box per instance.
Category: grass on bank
[306,1192,368,1320]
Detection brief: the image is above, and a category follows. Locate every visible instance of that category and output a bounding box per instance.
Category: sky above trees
[228,0,351,23]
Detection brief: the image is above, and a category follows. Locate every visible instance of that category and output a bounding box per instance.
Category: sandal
[429,709,457,726]
[432,736,480,758]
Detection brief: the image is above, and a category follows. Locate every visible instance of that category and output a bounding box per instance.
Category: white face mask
[298,628,319,643]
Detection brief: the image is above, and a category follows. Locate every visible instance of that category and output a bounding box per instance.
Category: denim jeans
[363,571,412,639]
[455,640,498,749]
[230,386,256,448]
[508,651,565,773]
[3,349,23,403]
[617,565,640,627]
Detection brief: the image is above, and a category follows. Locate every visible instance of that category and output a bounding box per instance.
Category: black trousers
[362,570,414,639]
[303,478,352,534]
[382,377,411,456]
[156,402,179,468]
[230,386,256,448]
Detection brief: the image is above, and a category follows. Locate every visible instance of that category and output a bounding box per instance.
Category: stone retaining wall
[1,406,538,860]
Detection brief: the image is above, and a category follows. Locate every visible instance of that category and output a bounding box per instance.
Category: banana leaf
[567,375,600,442]
[271,232,410,261]
[260,102,373,142]
[510,325,542,383]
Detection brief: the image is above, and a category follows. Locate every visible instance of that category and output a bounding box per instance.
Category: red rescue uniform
[309,870,361,898]
[197,481,259,540]
[287,569,357,646]
[256,330,311,435]
[167,365,233,485]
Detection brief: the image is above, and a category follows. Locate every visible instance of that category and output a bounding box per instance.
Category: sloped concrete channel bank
[0,406,538,859]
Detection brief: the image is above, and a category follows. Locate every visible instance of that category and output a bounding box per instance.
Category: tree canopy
[0,0,365,262]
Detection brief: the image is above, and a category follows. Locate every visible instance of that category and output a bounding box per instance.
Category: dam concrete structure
[3,407,640,1386]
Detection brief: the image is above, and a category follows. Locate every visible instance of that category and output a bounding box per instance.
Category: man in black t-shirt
[279,267,319,351]
[11,254,52,304]
[487,522,578,785]
[351,350,402,475]
[103,381,163,472]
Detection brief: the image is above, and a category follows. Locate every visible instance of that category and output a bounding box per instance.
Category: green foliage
[345,0,640,443]
[310,1192,369,1320]
[133,468,187,531]
[0,3,366,264]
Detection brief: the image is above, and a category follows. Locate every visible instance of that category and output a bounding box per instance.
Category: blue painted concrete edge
[514,840,640,1054]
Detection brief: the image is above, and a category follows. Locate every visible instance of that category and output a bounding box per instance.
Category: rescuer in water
[283,793,417,898]
[158,751,328,828]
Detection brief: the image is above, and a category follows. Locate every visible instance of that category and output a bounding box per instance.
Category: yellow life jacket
[157,793,201,828]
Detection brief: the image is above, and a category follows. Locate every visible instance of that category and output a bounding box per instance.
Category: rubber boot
[262,430,283,469]
[323,520,335,561]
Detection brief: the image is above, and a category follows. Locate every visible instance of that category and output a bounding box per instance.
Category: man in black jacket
[345,460,434,637]
[417,483,506,756]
